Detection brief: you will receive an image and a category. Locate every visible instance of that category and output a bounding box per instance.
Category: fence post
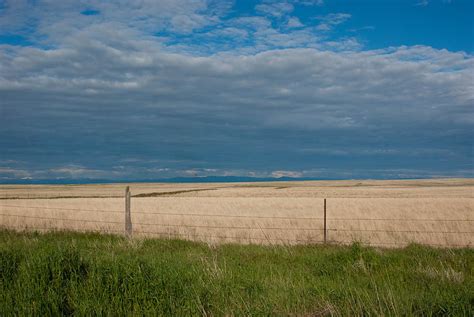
[125,186,132,237]
[323,198,327,244]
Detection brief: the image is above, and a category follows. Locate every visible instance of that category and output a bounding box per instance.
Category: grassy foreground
[0,230,473,316]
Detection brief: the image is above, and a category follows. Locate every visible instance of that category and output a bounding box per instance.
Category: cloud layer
[0,0,473,180]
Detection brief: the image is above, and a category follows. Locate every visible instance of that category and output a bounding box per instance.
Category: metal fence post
[125,186,132,237]
[323,198,327,244]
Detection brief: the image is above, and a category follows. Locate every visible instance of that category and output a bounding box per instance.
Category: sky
[0,0,473,181]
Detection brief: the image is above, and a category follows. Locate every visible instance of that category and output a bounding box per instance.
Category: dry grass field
[0,178,473,247]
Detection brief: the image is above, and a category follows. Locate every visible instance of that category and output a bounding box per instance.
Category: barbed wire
[1,204,473,222]
[133,210,323,220]
[0,225,123,234]
[3,212,471,234]
[0,204,322,219]
[1,203,473,248]
[328,218,474,222]
[0,213,122,224]
[133,222,325,231]
[330,240,472,248]
[0,212,324,231]
[132,230,320,243]
[328,228,474,234]
[1,226,466,248]
[0,204,122,213]
[2,225,469,248]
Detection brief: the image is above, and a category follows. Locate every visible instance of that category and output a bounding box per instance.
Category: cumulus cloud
[287,17,304,28]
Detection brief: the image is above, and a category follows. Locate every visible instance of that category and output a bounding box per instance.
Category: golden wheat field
[0,178,473,247]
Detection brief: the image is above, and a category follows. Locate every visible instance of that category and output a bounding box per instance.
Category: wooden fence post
[125,186,132,237]
[323,198,327,244]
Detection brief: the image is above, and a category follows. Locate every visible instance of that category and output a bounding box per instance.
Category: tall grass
[1,230,473,315]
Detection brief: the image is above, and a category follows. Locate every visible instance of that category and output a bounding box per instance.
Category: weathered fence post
[125,186,132,237]
[323,198,327,244]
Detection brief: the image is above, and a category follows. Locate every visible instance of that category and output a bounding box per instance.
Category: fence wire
[1,202,473,248]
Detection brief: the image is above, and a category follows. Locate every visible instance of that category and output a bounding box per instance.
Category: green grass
[1,230,473,316]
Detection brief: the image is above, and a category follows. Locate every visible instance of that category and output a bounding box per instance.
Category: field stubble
[0,178,473,247]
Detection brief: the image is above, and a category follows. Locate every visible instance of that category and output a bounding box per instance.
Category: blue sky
[0,0,473,181]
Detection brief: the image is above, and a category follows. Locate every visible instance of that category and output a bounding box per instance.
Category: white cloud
[316,13,351,31]
[1,42,472,134]
[255,2,294,18]
[0,0,228,41]
[48,165,123,178]
[0,167,31,178]
[287,16,304,28]
[292,0,324,6]
[271,170,303,178]
[0,1,472,179]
